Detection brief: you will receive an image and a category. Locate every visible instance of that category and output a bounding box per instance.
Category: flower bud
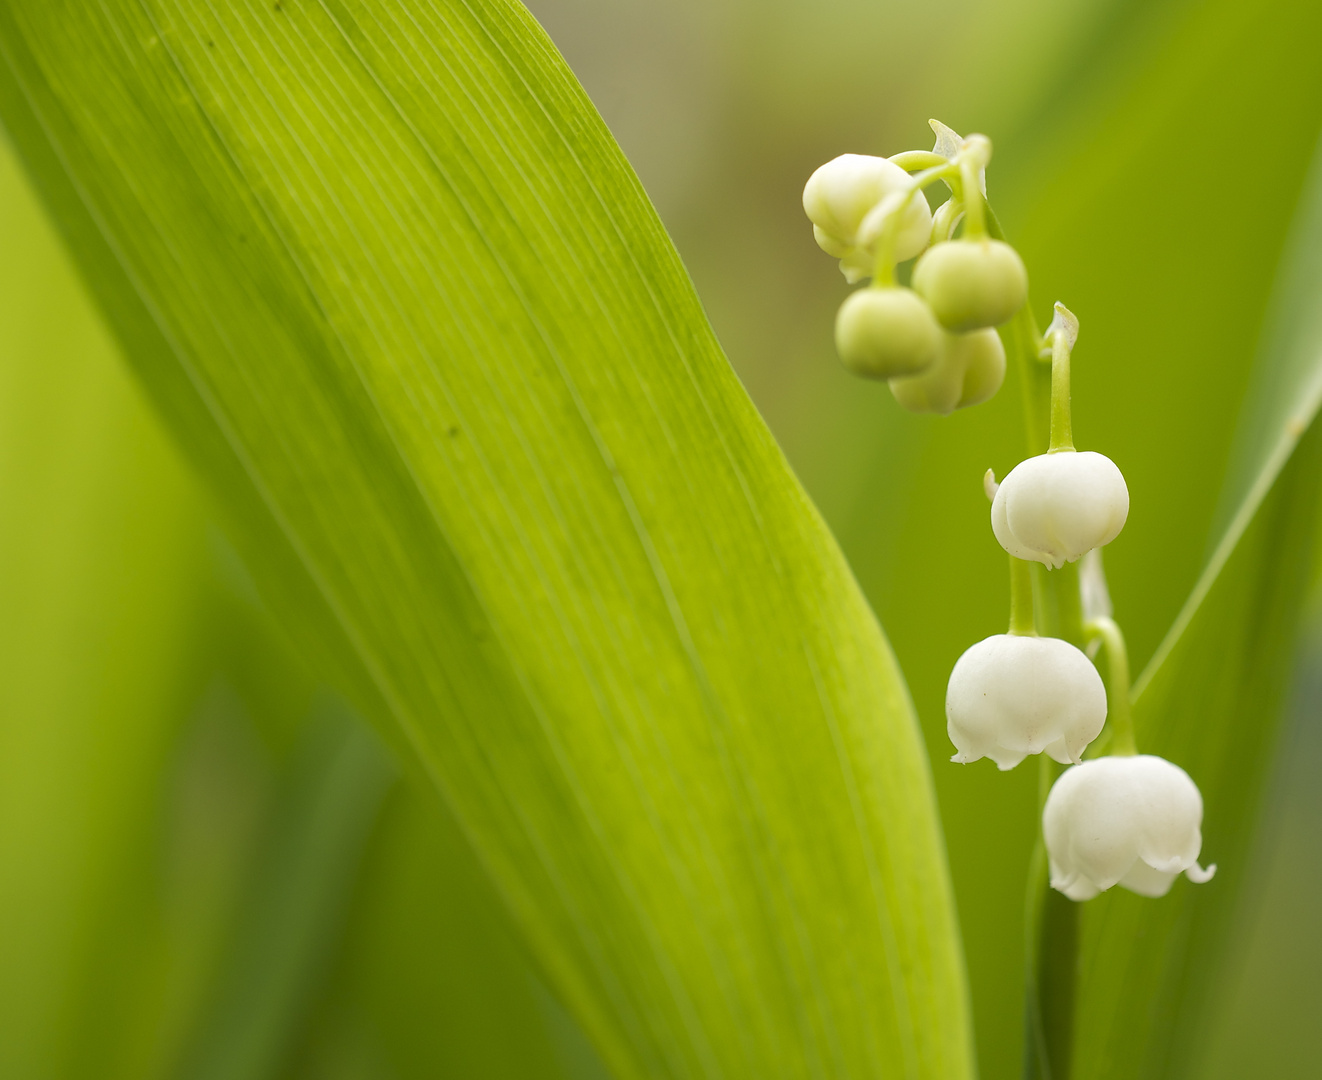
[835,287,942,379]
[804,155,932,281]
[946,634,1107,770]
[1044,754,1216,901]
[991,450,1129,569]
[912,238,1028,331]
[889,327,1005,414]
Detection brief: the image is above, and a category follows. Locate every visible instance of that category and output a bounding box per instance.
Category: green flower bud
[912,238,1028,331]
[888,328,1005,414]
[835,286,941,379]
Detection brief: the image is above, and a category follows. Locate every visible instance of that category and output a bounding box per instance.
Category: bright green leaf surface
[0,3,971,1078]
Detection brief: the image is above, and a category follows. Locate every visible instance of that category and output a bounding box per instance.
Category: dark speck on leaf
[447,426,459,438]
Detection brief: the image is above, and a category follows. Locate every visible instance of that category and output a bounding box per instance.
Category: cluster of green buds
[805,122,1215,901]
[802,121,1026,414]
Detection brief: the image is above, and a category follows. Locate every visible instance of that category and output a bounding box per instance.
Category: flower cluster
[802,122,1023,415]
[805,123,1215,903]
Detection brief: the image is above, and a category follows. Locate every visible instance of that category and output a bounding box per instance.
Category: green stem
[871,161,959,282]
[889,149,949,172]
[1009,555,1037,636]
[960,153,987,239]
[987,203,1078,1080]
[1024,756,1078,1080]
[986,207,1051,455]
[1049,328,1075,453]
[1084,617,1136,755]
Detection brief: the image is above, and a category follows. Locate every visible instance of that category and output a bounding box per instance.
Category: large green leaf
[0,3,970,1078]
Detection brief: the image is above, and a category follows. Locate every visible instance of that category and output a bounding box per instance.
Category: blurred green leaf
[286,768,606,1080]
[0,3,971,1078]
[1066,131,1322,1080]
[180,699,394,1080]
[0,136,211,1080]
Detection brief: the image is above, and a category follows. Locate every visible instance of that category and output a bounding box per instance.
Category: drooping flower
[1043,754,1216,901]
[946,634,1107,770]
[803,154,932,282]
[991,450,1129,569]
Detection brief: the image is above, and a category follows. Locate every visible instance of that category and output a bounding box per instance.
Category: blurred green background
[2,0,1321,1077]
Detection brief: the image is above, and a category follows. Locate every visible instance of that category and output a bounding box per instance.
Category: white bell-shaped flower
[1044,754,1216,901]
[803,154,932,282]
[991,450,1129,569]
[946,634,1107,770]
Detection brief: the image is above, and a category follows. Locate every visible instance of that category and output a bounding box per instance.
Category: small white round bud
[835,287,942,379]
[889,327,1005,414]
[804,155,932,277]
[1044,754,1216,901]
[990,450,1129,569]
[946,634,1107,771]
[912,238,1028,331]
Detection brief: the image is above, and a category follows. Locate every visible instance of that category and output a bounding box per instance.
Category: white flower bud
[946,634,1107,770]
[912,238,1028,331]
[991,451,1129,569]
[889,327,1005,414]
[804,155,932,281]
[1044,755,1216,901]
[835,286,942,379]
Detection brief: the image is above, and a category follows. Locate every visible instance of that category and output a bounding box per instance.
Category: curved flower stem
[1009,556,1038,636]
[890,149,950,172]
[1049,326,1076,453]
[1085,617,1136,755]
[871,161,960,282]
[960,152,987,239]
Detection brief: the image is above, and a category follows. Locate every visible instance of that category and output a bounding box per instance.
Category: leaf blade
[0,2,973,1077]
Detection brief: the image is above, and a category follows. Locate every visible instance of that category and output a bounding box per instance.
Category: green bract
[913,239,1028,331]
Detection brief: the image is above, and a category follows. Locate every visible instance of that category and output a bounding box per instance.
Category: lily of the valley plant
[804,116,1216,1020]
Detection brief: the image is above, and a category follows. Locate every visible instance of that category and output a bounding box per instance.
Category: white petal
[804,154,932,267]
[1118,859,1179,898]
[946,634,1106,769]
[1043,755,1214,902]
[993,451,1129,567]
[991,485,1055,565]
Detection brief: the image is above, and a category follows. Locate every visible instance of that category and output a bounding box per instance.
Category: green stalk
[871,161,960,282]
[1085,617,1136,755]
[1023,759,1078,1080]
[985,206,1081,1080]
[1009,556,1038,636]
[1049,328,1076,453]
